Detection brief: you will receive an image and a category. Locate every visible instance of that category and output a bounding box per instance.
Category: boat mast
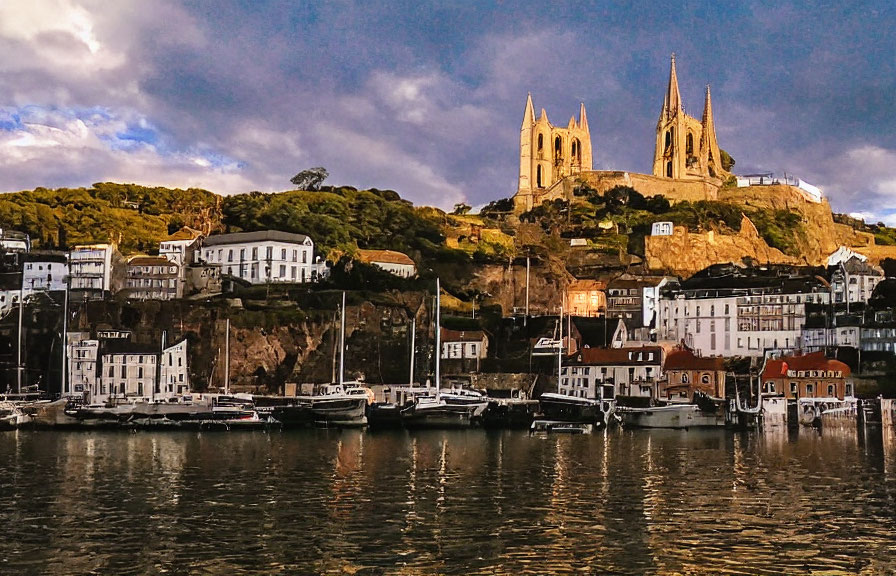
[61,274,69,397]
[224,317,230,395]
[557,298,564,388]
[435,278,440,398]
[16,290,23,394]
[409,315,416,385]
[339,291,346,387]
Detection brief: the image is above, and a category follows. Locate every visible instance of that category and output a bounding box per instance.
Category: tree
[720,149,736,172]
[452,203,472,215]
[290,167,329,191]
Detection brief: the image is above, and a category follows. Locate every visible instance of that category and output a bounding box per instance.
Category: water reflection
[0,428,895,575]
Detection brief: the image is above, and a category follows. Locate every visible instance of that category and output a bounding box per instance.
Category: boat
[530,419,593,434]
[271,293,370,428]
[482,389,539,429]
[400,279,488,429]
[532,298,614,431]
[617,393,726,429]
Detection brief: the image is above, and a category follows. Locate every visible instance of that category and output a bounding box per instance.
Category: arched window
[666,162,673,177]
[701,373,710,384]
[536,165,544,188]
[537,133,544,155]
[665,130,672,150]
[682,373,689,384]
[686,133,694,155]
[571,139,580,165]
[554,136,562,163]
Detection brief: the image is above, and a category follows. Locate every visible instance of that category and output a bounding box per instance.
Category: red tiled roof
[440,328,487,342]
[664,349,725,371]
[761,351,851,380]
[357,249,415,266]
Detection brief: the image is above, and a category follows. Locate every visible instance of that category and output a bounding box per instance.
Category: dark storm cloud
[0,0,894,219]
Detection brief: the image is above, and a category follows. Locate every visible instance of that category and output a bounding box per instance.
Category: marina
[1,424,895,575]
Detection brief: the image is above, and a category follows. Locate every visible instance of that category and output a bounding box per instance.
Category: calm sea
[1,426,894,575]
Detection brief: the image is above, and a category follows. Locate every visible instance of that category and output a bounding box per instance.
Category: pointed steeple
[539,108,549,124]
[664,53,682,117]
[701,84,714,130]
[522,92,535,128]
[579,102,589,132]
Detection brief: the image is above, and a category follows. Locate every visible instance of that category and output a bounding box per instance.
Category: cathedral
[515,94,592,212]
[652,54,726,182]
[514,55,727,212]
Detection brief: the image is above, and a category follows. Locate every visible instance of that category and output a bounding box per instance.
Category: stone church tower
[516,94,592,211]
[653,54,726,181]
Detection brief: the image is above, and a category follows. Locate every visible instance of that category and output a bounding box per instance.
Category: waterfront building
[356,249,416,278]
[656,264,830,357]
[21,251,68,295]
[125,256,181,300]
[67,333,98,398]
[859,310,896,354]
[98,342,159,403]
[658,347,726,402]
[69,244,126,301]
[760,351,854,399]
[569,316,628,350]
[561,345,664,400]
[606,275,675,336]
[567,279,606,318]
[159,339,190,398]
[200,230,325,284]
[441,328,488,372]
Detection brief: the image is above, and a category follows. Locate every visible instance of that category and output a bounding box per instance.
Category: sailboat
[534,299,609,433]
[272,292,370,427]
[400,279,489,429]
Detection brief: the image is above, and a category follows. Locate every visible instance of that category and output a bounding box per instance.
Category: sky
[1,1,895,223]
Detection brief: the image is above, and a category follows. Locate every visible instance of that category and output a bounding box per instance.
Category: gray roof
[203,230,311,247]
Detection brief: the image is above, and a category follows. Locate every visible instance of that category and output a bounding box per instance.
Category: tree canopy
[290,167,329,191]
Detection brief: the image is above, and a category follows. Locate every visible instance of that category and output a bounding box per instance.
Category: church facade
[515,94,592,212]
[652,54,726,182]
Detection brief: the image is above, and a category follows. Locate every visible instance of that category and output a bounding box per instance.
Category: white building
[440,328,488,360]
[560,346,664,400]
[803,325,861,352]
[22,252,68,295]
[829,256,883,306]
[159,227,203,267]
[67,334,99,398]
[98,344,158,402]
[657,266,830,357]
[159,339,190,398]
[200,230,323,284]
[69,244,125,300]
[0,229,30,252]
[356,249,416,278]
[125,256,181,300]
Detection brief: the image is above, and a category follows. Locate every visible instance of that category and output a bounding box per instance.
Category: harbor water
[1,426,895,575]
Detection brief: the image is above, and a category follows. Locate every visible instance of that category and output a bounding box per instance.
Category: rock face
[645,184,896,275]
[645,216,799,276]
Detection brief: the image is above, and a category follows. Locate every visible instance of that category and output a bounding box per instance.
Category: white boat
[618,399,726,429]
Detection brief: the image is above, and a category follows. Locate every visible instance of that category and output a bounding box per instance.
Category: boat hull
[272,397,368,427]
[537,394,612,427]
[619,404,726,429]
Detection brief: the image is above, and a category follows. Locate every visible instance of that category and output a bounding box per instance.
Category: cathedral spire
[579,102,589,132]
[702,85,715,135]
[664,53,682,117]
[522,92,535,128]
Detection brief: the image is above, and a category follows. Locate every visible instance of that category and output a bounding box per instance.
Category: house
[97,342,160,403]
[569,316,628,350]
[829,256,883,306]
[21,251,68,295]
[159,227,203,267]
[69,244,126,301]
[760,351,854,400]
[440,328,488,360]
[561,346,664,400]
[658,348,726,402]
[0,228,30,252]
[159,339,190,398]
[125,256,181,300]
[566,279,606,318]
[607,275,674,334]
[200,230,325,284]
[356,249,416,278]
[184,263,223,297]
[67,333,99,397]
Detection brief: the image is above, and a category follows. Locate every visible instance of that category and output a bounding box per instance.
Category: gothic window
[665,130,672,152]
[554,136,562,164]
[666,161,673,178]
[686,133,694,155]
[571,139,580,165]
[537,165,544,188]
[537,133,544,158]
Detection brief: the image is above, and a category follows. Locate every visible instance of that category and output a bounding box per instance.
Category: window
[279,264,286,277]
[827,384,835,397]
[790,382,797,394]
[240,248,245,260]
[266,246,273,260]
[281,248,287,260]
[806,384,814,395]
[701,373,710,384]
[228,249,233,262]
[252,247,258,260]
[292,249,297,262]
[681,373,689,384]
